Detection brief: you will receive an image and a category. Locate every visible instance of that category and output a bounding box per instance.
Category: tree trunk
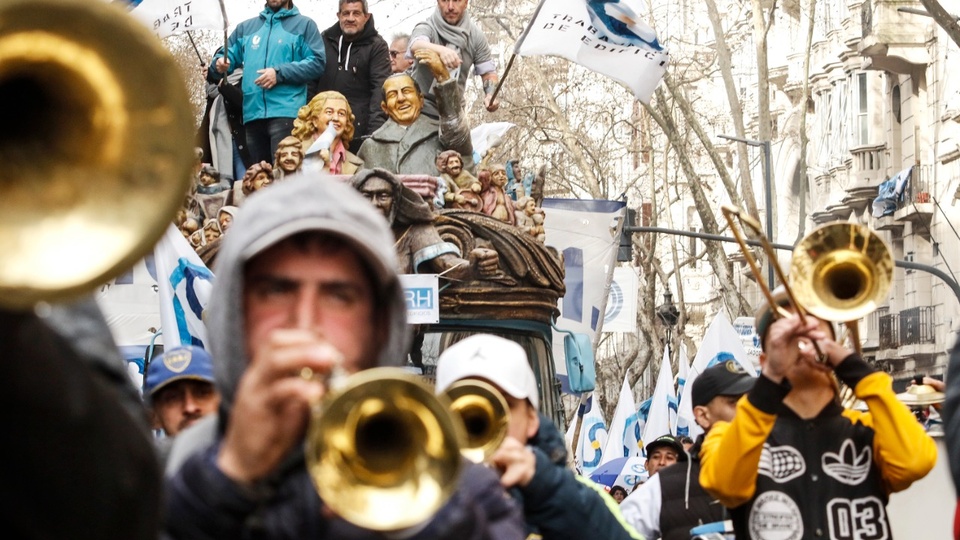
[703,0,762,222]
[918,0,960,49]
[647,90,750,317]
[750,0,776,242]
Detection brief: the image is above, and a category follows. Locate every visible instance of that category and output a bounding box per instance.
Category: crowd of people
[187,0,543,264]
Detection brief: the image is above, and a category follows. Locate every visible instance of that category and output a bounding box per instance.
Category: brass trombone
[0,0,195,309]
[721,206,893,357]
[305,368,464,531]
[443,378,510,463]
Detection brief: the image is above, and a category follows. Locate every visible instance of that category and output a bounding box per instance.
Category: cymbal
[896,384,945,407]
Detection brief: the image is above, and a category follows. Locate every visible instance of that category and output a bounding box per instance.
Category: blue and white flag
[515,0,669,103]
[672,343,689,434]
[131,0,225,39]
[543,198,626,392]
[154,225,214,348]
[600,372,642,464]
[675,312,755,439]
[641,346,676,446]
[575,395,608,476]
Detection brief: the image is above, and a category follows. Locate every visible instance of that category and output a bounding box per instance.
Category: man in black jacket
[312,0,391,154]
[621,360,754,540]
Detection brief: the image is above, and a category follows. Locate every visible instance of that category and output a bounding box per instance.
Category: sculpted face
[524,199,536,215]
[253,171,272,191]
[218,213,233,232]
[277,145,303,173]
[446,155,463,176]
[314,97,350,139]
[358,176,395,219]
[199,172,218,186]
[491,168,507,187]
[381,75,423,126]
[437,0,468,25]
[337,1,370,37]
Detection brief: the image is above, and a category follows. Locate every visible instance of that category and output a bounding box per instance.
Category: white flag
[131,0,224,39]
[641,347,676,446]
[470,122,516,164]
[515,0,669,104]
[675,312,755,439]
[599,373,642,464]
[154,225,215,348]
[575,395,608,476]
[542,198,626,393]
[672,343,689,433]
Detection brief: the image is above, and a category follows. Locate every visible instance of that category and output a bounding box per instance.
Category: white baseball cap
[435,334,540,410]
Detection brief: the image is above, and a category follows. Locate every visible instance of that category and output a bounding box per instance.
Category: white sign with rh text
[399,274,439,324]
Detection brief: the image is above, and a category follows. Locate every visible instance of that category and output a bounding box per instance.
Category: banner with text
[515,0,669,103]
[399,274,440,324]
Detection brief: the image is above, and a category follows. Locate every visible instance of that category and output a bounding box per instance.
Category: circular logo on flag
[604,280,623,323]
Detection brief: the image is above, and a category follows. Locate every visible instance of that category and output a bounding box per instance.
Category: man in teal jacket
[210,0,325,164]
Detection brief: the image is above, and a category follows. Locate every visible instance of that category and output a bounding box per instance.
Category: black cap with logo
[691,359,756,407]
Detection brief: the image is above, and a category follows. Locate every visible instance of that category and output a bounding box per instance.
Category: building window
[856,73,869,145]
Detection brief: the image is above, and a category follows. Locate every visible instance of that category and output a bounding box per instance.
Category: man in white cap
[436,334,641,540]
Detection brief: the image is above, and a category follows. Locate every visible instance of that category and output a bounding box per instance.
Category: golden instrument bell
[305,368,463,531]
[0,0,194,309]
[790,222,894,323]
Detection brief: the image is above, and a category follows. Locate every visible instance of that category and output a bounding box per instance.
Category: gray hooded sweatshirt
[164,174,523,539]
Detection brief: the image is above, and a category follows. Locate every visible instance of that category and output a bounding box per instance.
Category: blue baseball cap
[145,346,216,399]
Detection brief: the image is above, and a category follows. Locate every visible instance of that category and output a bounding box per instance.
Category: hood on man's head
[206,174,409,417]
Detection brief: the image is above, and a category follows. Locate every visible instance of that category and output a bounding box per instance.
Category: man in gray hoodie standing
[164,176,523,539]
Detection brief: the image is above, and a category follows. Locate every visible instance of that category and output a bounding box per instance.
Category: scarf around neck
[429,7,469,52]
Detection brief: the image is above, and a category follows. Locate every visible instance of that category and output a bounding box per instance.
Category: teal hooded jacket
[209,4,324,123]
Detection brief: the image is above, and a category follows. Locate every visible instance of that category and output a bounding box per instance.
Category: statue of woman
[292,90,364,175]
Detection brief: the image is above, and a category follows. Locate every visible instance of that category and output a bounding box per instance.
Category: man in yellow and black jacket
[700,287,937,540]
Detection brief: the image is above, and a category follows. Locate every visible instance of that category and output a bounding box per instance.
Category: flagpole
[185,31,205,66]
[486,53,515,108]
[489,0,548,107]
[217,0,229,64]
[569,392,589,462]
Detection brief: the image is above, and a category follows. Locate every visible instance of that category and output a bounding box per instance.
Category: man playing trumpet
[435,334,642,540]
[700,286,937,540]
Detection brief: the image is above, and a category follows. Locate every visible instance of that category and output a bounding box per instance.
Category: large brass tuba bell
[789,222,894,324]
[305,368,464,531]
[0,0,194,309]
[443,378,509,463]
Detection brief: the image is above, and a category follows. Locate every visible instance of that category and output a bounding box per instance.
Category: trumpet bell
[0,0,194,309]
[790,223,894,322]
[444,379,509,463]
[306,368,463,531]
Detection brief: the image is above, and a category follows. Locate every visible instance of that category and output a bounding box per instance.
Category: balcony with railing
[876,305,937,360]
[894,163,934,227]
[858,0,932,74]
[843,144,887,213]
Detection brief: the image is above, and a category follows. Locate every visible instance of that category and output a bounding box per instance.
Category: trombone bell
[0,0,194,309]
[306,368,463,531]
[789,223,894,323]
[444,379,509,463]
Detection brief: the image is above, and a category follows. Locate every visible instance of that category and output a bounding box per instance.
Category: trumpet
[0,0,195,310]
[443,379,510,463]
[722,206,893,357]
[305,367,464,531]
